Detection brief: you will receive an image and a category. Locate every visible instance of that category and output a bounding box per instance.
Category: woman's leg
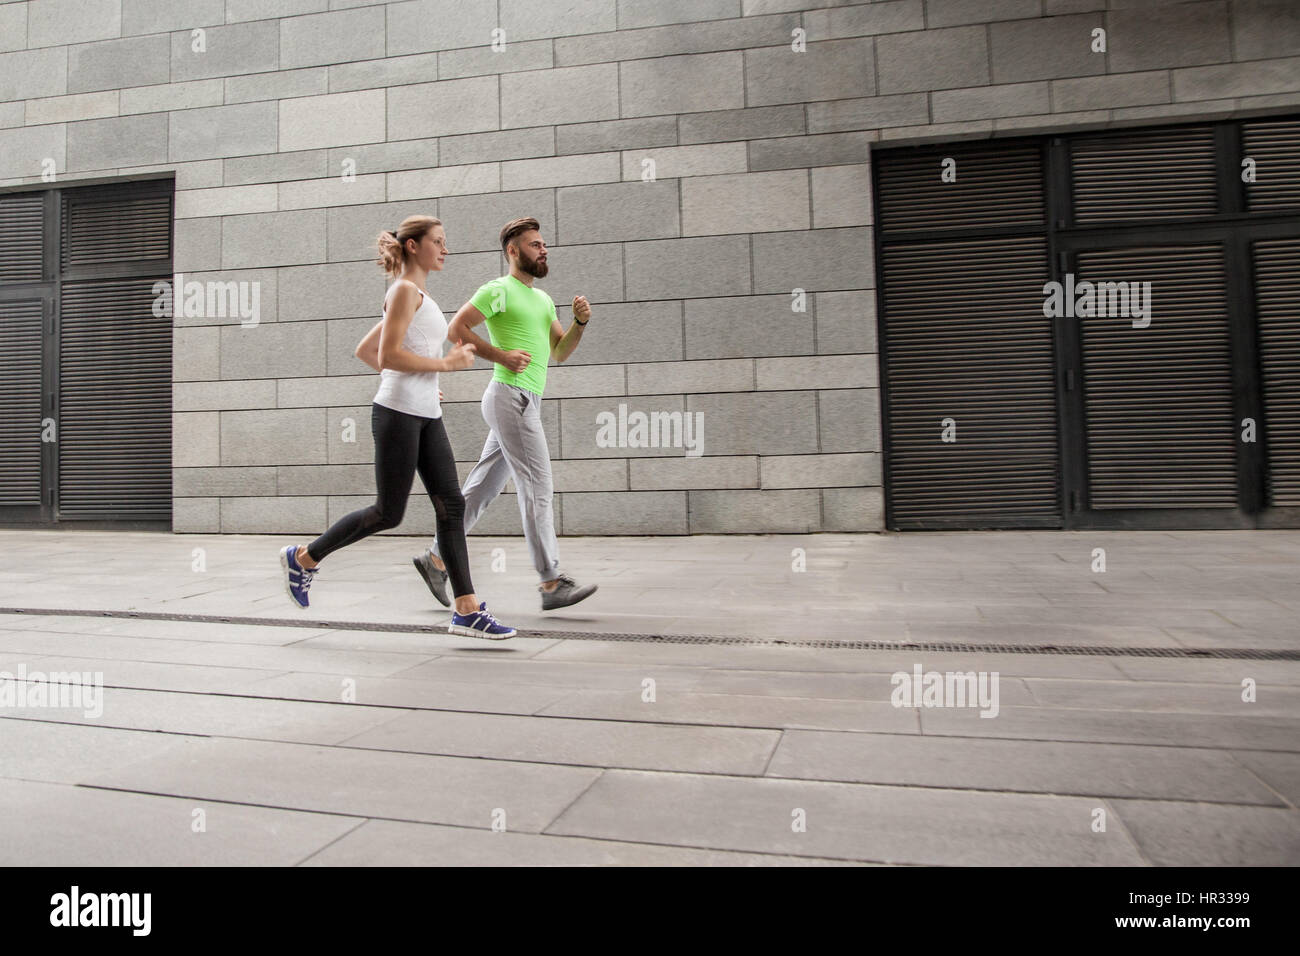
[415,416,475,602]
[303,404,419,564]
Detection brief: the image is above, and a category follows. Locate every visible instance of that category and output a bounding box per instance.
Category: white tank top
[372,282,448,419]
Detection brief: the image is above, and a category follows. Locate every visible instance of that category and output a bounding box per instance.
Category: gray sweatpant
[432,380,561,582]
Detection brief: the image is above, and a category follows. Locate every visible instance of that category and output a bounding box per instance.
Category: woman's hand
[443,339,477,371]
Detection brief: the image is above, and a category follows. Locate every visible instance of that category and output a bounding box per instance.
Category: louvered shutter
[875,145,1045,232]
[1242,118,1300,212]
[61,191,172,270]
[0,192,46,512]
[56,185,173,521]
[1070,126,1218,223]
[876,141,1060,529]
[1254,238,1300,506]
[0,299,45,508]
[881,236,1059,526]
[1075,245,1237,508]
[0,193,44,283]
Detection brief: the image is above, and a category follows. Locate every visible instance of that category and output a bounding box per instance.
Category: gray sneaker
[412,549,450,607]
[540,573,597,611]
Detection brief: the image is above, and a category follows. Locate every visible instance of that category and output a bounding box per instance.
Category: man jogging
[412,217,597,611]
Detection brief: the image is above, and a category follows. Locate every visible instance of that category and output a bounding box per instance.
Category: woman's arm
[355,320,383,371]
[379,283,447,373]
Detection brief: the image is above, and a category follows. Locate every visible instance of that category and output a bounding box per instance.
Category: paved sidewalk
[0,529,1297,865]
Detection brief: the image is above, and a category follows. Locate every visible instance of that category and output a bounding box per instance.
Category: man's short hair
[500,217,540,256]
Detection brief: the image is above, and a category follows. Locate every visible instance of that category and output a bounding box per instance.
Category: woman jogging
[279,215,516,639]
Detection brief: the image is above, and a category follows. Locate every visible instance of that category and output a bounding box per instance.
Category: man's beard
[519,251,548,278]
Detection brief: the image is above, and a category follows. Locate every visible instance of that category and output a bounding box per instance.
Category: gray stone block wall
[2,0,1298,535]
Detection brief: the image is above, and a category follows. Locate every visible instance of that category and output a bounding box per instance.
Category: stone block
[221,408,327,466]
[745,38,875,106]
[279,5,386,70]
[174,412,221,467]
[689,488,820,532]
[219,321,327,379]
[625,236,750,301]
[684,294,815,360]
[169,102,278,163]
[681,170,809,236]
[557,180,679,244]
[619,52,744,117]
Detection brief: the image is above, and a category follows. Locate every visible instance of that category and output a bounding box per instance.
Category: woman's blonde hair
[377,215,443,277]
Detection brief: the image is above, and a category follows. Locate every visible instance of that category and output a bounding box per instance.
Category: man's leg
[429,425,511,563]
[480,384,561,583]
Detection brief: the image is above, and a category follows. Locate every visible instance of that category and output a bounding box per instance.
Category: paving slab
[20,655,285,694]
[0,718,192,785]
[1113,658,1300,686]
[339,709,781,775]
[300,818,862,866]
[0,615,330,646]
[919,704,1300,752]
[242,671,571,715]
[0,627,439,677]
[285,628,562,659]
[83,736,602,833]
[1109,798,1300,866]
[766,730,1284,805]
[0,778,361,867]
[533,640,1135,680]
[1,687,409,746]
[392,656,714,690]
[1231,751,1300,808]
[538,689,921,734]
[546,770,1147,865]
[1023,677,1300,716]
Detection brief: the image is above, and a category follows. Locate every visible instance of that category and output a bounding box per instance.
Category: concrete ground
[0,527,1297,866]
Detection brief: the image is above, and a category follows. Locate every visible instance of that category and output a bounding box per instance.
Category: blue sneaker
[448,602,517,640]
[280,545,317,608]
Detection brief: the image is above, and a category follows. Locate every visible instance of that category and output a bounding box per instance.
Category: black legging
[306,403,473,598]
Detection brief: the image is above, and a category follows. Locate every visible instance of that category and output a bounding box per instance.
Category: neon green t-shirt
[469,274,555,396]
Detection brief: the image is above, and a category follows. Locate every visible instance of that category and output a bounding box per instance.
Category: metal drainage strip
[0,607,1296,661]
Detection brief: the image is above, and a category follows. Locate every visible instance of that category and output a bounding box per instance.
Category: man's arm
[550,295,591,363]
[449,302,532,373]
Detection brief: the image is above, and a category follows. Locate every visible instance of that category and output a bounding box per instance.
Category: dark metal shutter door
[882,236,1060,527]
[1254,238,1300,506]
[876,145,1044,232]
[876,141,1058,528]
[1070,126,1217,224]
[58,277,172,520]
[1075,245,1236,508]
[61,193,172,270]
[1242,118,1300,211]
[0,299,44,507]
[0,194,44,283]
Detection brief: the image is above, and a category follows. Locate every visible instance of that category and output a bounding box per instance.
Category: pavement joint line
[12,673,1300,739]
[1225,752,1300,812]
[1,607,1296,659]
[6,669,1300,742]
[540,770,607,837]
[59,748,1291,834]
[290,817,372,868]
[6,712,1296,792]
[61,782,890,866]
[1099,796,1152,866]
